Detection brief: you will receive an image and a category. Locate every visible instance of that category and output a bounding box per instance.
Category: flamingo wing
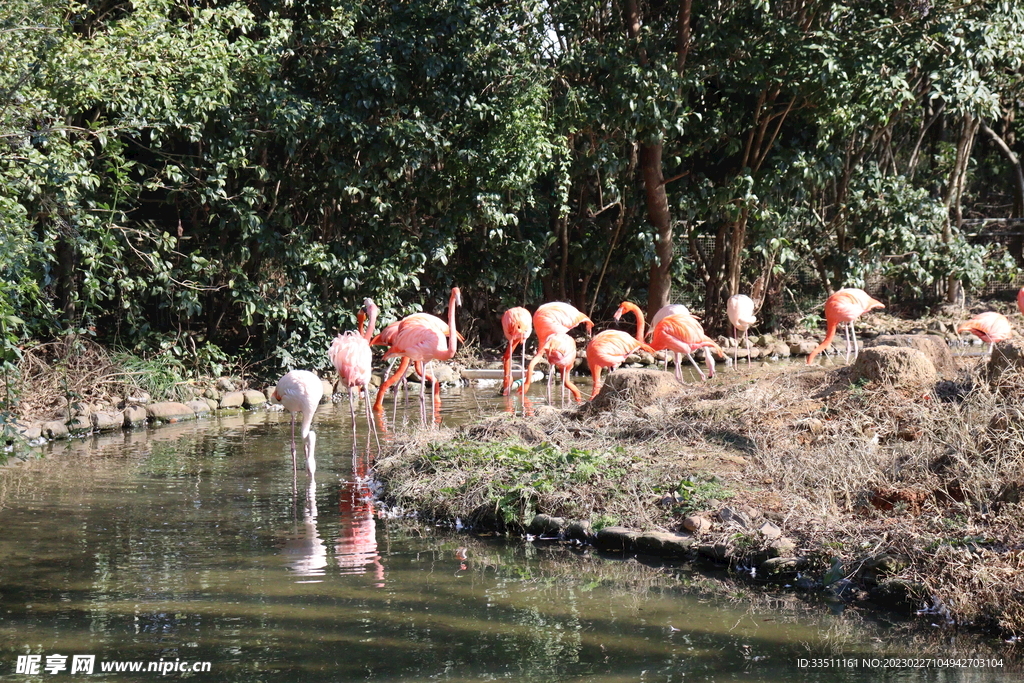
[958,312,1012,343]
[588,330,652,367]
[384,324,447,362]
[329,332,373,388]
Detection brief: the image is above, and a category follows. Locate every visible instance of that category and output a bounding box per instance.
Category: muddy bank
[374,335,1024,638]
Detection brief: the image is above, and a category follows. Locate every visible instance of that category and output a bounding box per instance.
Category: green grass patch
[655,475,734,516]
[399,439,639,526]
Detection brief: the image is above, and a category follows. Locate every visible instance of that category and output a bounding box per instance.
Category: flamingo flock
[273,282,1021,475]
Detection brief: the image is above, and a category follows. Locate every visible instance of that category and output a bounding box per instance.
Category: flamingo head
[272,387,282,402]
[613,301,640,322]
[452,287,462,307]
[362,298,379,319]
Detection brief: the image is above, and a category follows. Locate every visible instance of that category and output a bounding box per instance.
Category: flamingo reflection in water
[336,457,385,586]
[281,477,327,579]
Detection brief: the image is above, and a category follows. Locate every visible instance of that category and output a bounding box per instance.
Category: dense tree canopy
[1,0,1022,376]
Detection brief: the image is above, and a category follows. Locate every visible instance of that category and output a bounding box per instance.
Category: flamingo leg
[546,363,555,404]
[501,341,515,396]
[745,329,752,368]
[348,386,358,444]
[290,414,297,472]
[850,323,860,360]
[521,342,528,395]
[364,388,380,452]
[733,326,739,370]
[589,365,602,401]
[564,368,582,403]
[430,362,442,426]
[418,362,427,425]
[687,353,707,381]
[393,377,401,423]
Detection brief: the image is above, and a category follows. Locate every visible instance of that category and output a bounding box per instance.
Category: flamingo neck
[806,319,839,365]
[629,305,645,342]
[444,289,459,360]
[364,305,379,342]
[300,409,316,440]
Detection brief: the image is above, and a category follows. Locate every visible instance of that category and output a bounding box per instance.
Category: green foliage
[0,0,1022,374]
[657,475,733,516]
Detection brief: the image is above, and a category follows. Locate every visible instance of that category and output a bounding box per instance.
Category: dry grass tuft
[13,337,194,420]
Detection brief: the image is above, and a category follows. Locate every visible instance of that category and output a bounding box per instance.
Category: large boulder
[988,339,1024,389]
[219,391,245,409]
[91,411,123,432]
[850,347,937,388]
[186,400,212,416]
[15,422,42,441]
[146,402,196,423]
[242,390,267,408]
[867,334,956,374]
[123,405,148,427]
[42,421,70,440]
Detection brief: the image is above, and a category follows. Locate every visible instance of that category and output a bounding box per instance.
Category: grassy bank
[374,352,1024,638]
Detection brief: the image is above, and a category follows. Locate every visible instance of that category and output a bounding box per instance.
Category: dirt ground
[375,331,1024,639]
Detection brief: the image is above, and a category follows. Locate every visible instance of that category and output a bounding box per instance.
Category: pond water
[0,383,1018,682]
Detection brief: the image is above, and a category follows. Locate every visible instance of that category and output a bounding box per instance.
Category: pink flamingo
[727,294,757,370]
[650,313,725,383]
[541,332,582,404]
[371,312,464,412]
[273,369,324,477]
[649,304,716,380]
[501,306,533,395]
[958,312,1012,356]
[1018,288,1024,317]
[806,288,885,365]
[382,287,462,423]
[329,298,380,444]
[585,301,655,400]
[523,302,593,388]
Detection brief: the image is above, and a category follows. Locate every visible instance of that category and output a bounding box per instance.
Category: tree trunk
[640,142,673,316]
[980,121,1024,217]
[980,121,1024,265]
[624,0,691,319]
[942,115,979,303]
